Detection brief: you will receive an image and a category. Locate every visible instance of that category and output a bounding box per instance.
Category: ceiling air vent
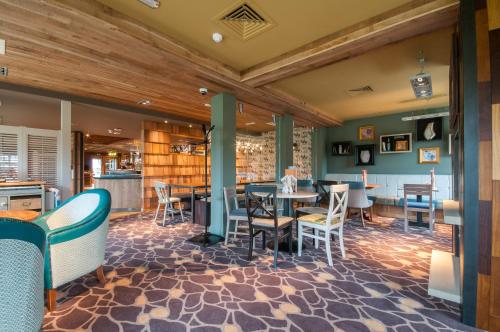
[218,2,273,40]
[346,85,373,97]
[0,66,7,77]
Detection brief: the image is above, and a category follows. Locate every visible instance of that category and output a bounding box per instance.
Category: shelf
[428,250,461,303]
[442,200,462,226]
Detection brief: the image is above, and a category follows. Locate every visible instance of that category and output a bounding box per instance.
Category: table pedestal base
[267,239,306,253]
[188,232,224,247]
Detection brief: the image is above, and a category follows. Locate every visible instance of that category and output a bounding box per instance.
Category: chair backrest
[44,189,110,230]
[404,184,433,209]
[223,186,239,214]
[325,184,349,227]
[341,181,370,208]
[0,219,45,332]
[154,181,170,203]
[296,179,315,203]
[245,185,278,227]
[316,180,338,204]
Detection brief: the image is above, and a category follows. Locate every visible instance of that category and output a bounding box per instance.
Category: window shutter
[0,133,19,181]
[28,134,58,187]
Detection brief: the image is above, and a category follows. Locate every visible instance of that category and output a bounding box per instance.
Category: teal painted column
[209,93,236,237]
[275,114,294,180]
[311,127,327,180]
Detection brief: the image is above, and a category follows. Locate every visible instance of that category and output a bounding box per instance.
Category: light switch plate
[0,39,5,55]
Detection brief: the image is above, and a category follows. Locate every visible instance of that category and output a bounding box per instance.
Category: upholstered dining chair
[403,184,435,233]
[0,218,46,332]
[34,189,111,311]
[342,181,373,227]
[295,180,337,218]
[245,185,294,270]
[297,184,349,266]
[154,182,184,226]
[223,186,249,245]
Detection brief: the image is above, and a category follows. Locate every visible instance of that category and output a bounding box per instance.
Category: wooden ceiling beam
[241,0,459,87]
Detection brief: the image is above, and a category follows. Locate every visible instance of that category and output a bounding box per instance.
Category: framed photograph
[355,144,375,166]
[416,117,442,141]
[419,147,440,164]
[332,141,352,156]
[358,125,375,141]
[379,133,412,154]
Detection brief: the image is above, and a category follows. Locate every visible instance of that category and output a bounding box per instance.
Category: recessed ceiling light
[265,122,276,127]
[137,0,160,9]
[212,32,223,43]
[188,124,193,128]
[164,120,169,124]
[245,122,256,126]
[204,103,211,108]
[137,99,152,106]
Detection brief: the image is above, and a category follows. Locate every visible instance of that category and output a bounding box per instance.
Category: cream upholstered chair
[297,184,349,266]
[342,181,373,227]
[404,184,435,233]
[223,186,249,245]
[34,189,111,311]
[154,182,184,226]
[0,218,46,331]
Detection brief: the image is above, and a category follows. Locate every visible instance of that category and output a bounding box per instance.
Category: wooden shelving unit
[142,121,209,209]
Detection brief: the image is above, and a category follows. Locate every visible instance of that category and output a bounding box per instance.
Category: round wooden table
[0,210,39,222]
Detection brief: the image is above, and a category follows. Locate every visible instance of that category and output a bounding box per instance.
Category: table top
[0,181,45,188]
[365,184,380,190]
[0,210,39,221]
[169,183,207,189]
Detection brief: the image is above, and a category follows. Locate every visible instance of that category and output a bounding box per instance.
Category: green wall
[327,107,452,175]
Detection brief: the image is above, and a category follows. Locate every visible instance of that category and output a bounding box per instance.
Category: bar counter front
[93,174,141,211]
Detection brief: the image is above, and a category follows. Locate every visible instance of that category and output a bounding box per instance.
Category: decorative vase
[360,150,370,164]
[424,122,436,140]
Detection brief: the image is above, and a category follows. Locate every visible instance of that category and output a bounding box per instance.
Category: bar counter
[93,174,141,211]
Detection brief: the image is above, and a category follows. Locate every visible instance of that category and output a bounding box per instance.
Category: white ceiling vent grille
[218,2,273,40]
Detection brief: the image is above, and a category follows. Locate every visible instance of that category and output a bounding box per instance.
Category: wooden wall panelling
[494,105,500,180]
[476,273,491,329]
[478,141,492,200]
[487,0,500,30]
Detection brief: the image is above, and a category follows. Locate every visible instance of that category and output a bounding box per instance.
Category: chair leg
[179,203,184,222]
[288,225,293,256]
[404,205,408,233]
[47,289,57,312]
[338,228,346,259]
[247,226,254,261]
[162,203,168,227]
[369,206,374,221]
[233,220,239,239]
[154,203,160,223]
[96,265,106,284]
[224,219,231,245]
[298,223,303,257]
[273,229,279,271]
[325,231,333,267]
[169,202,174,220]
[360,208,365,227]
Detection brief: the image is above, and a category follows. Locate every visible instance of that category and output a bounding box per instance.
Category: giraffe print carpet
[42,212,476,332]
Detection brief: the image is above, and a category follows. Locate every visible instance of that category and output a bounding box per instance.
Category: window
[28,134,58,187]
[0,132,19,181]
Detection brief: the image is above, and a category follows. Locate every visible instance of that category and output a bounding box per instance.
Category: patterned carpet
[42,212,476,332]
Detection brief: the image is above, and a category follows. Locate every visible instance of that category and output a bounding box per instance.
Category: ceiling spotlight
[137,99,152,106]
[164,120,169,124]
[245,122,255,126]
[188,124,193,128]
[85,132,90,138]
[137,0,160,9]
[212,32,223,43]
[238,103,244,114]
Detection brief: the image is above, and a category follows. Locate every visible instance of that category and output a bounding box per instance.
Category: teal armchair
[34,189,111,311]
[0,218,46,332]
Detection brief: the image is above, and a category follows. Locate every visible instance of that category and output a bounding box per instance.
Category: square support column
[312,127,328,181]
[209,93,236,237]
[275,114,294,180]
[60,100,72,200]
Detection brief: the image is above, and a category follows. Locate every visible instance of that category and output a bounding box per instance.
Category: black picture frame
[332,141,352,156]
[416,117,443,141]
[355,144,375,166]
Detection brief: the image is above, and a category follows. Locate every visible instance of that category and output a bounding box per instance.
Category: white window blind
[0,133,19,181]
[28,134,58,187]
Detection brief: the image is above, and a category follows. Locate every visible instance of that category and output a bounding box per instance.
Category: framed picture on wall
[358,125,375,141]
[332,141,352,155]
[419,147,440,164]
[416,117,443,141]
[355,144,375,166]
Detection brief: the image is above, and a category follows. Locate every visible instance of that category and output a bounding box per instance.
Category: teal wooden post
[275,114,294,180]
[209,93,236,237]
[311,127,327,180]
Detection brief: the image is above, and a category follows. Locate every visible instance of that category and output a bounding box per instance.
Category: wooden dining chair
[295,180,337,218]
[403,184,435,233]
[245,185,294,270]
[297,184,349,266]
[223,186,249,245]
[153,182,184,226]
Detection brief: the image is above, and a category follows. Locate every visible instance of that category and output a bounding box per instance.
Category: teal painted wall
[327,108,452,175]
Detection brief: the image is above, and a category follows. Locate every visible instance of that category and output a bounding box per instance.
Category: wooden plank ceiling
[0,0,458,130]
